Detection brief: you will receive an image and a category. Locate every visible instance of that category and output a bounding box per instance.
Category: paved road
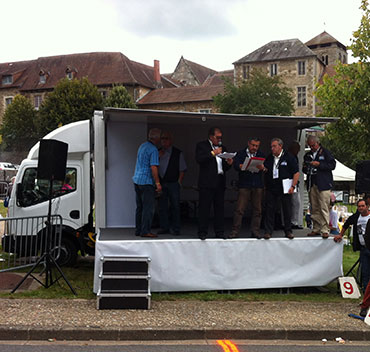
[1,340,369,352]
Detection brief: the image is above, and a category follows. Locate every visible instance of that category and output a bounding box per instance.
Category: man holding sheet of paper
[263,138,299,240]
[229,137,265,239]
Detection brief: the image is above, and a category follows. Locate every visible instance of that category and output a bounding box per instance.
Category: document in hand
[282,178,297,194]
[241,156,265,173]
[218,152,237,159]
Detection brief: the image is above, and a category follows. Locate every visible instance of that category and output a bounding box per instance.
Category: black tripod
[12,176,76,295]
[345,257,362,286]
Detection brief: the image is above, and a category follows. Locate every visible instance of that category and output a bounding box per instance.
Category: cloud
[108,0,241,39]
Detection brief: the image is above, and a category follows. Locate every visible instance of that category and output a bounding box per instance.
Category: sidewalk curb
[0,328,370,341]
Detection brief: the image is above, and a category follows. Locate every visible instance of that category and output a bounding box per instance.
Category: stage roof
[103,108,338,130]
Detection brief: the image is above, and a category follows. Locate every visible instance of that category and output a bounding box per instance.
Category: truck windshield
[17,167,77,207]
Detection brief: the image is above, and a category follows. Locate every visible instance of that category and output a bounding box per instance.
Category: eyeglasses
[214,136,222,139]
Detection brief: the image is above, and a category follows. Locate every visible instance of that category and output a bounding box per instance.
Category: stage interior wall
[105,119,302,228]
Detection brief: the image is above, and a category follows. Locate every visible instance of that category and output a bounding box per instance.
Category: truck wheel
[57,237,78,267]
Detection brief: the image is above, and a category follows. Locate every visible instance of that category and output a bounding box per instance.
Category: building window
[2,75,13,85]
[243,65,250,79]
[199,109,211,114]
[100,90,108,99]
[5,97,13,106]
[39,74,46,84]
[321,55,328,65]
[34,95,42,110]
[270,63,277,77]
[297,87,306,107]
[298,61,306,75]
[66,71,73,80]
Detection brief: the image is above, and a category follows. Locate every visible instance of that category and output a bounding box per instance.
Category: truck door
[13,165,83,231]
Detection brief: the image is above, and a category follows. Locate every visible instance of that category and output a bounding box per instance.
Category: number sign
[339,277,361,299]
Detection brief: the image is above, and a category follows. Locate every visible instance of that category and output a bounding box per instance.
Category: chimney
[154,60,162,88]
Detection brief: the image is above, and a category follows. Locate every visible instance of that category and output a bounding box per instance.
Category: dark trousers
[134,184,155,235]
[198,176,225,237]
[360,247,370,292]
[264,189,292,235]
[159,181,181,233]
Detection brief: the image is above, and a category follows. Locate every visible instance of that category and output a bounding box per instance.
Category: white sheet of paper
[241,157,250,171]
[282,178,297,193]
[218,152,237,159]
[247,158,265,173]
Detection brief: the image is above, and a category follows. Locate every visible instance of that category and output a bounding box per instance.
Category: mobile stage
[93,109,341,293]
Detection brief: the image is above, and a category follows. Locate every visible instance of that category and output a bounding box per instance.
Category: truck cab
[5,120,94,266]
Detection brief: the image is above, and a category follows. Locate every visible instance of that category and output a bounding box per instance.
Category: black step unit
[97,256,151,310]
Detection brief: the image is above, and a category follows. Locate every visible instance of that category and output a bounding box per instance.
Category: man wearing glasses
[303,135,336,239]
[195,127,233,240]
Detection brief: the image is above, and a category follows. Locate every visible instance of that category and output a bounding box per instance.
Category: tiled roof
[184,58,217,84]
[234,39,317,64]
[0,52,170,91]
[203,70,233,86]
[318,65,337,84]
[137,85,225,105]
[0,60,32,88]
[305,31,346,50]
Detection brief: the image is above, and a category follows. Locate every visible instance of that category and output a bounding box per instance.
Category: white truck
[3,120,95,266]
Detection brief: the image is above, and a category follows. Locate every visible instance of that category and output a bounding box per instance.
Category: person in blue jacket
[303,135,336,239]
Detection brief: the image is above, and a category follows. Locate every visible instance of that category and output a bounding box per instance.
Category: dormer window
[65,66,77,80]
[2,75,13,85]
[39,70,47,84]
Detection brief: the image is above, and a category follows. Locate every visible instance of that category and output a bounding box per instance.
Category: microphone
[218,141,222,147]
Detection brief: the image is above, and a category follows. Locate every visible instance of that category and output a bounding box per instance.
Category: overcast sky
[1,0,364,73]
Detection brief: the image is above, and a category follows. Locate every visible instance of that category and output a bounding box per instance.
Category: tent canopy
[333,160,355,182]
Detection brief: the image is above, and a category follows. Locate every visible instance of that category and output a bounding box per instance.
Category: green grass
[0,245,361,302]
[0,202,7,218]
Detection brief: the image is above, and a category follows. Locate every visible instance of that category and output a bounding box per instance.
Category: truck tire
[57,237,78,267]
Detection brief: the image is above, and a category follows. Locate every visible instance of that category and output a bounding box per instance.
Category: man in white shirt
[334,199,370,291]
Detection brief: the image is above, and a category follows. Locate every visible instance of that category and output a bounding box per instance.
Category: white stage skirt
[94,236,343,293]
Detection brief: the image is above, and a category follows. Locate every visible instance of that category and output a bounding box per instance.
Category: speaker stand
[11,177,76,295]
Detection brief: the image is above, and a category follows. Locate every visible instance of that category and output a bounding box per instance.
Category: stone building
[233,31,347,116]
[0,52,176,121]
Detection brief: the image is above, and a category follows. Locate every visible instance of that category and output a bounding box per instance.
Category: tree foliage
[316,0,370,169]
[37,77,103,136]
[213,70,294,116]
[104,85,137,109]
[1,95,38,151]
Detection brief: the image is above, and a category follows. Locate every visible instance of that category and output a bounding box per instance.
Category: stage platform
[93,222,344,293]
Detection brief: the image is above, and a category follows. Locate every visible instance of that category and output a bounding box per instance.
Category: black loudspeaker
[355,160,370,194]
[37,139,68,181]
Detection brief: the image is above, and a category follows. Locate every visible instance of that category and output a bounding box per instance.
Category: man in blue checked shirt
[133,128,162,238]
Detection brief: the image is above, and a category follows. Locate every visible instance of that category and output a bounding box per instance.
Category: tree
[0,95,38,151]
[316,0,370,169]
[104,85,137,108]
[37,77,103,136]
[213,70,294,116]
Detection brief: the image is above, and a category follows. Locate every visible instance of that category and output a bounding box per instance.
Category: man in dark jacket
[229,137,265,239]
[263,138,299,239]
[303,135,336,239]
[157,131,187,236]
[334,199,370,292]
[195,127,233,240]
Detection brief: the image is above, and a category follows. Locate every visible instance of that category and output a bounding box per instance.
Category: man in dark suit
[263,138,299,240]
[195,127,233,240]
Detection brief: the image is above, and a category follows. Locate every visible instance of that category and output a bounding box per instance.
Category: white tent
[333,160,356,182]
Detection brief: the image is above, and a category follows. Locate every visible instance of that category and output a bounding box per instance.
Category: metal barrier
[0,215,62,273]
[0,181,8,199]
